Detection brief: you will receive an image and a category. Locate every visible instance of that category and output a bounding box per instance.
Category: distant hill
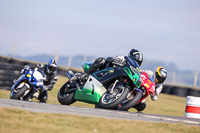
[16,54,96,68]
[16,54,199,87]
[16,54,177,70]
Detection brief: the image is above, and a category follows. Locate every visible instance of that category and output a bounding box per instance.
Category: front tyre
[94,103,102,109]
[10,85,28,100]
[99,84,129,109]
[57,81,76,105]
[117,91,143,111]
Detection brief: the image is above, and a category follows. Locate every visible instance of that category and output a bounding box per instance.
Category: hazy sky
[0,0,200,72]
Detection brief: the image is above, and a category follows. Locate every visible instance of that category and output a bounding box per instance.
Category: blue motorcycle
[10,67,46,100]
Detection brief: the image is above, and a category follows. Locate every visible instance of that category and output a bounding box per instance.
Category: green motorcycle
[57,56,141,109]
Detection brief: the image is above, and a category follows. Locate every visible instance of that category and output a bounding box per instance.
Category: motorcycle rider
[77,49,143,81]
[21,59,58,102]
[133,66,167,111]
[77,48,166,112]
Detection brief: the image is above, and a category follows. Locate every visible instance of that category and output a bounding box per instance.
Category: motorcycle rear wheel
[117,91,143,111]
[99,84,129,109]
[10,85,28,100]
[57,81,76,105]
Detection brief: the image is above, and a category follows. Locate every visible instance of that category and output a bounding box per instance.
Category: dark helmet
[47,59,58,73]
[155,66,167,84]
[128,49,143,66]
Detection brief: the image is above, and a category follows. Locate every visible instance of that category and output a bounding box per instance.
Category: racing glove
[107,56,126,66]
[151,84,163,101]
[21,65,31,74]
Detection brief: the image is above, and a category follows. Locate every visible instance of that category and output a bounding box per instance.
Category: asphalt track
[0,98,200,126]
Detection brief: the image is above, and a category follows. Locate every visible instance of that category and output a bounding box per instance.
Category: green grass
[0,107,200,133]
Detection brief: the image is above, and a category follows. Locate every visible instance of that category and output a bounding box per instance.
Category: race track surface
[0,98,200,126]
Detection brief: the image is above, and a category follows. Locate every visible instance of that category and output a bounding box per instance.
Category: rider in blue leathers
[21,59,58,102]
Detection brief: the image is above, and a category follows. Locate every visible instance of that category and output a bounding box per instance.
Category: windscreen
[125,56,140,69]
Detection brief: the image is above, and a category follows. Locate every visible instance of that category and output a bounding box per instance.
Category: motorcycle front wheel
[57,81,76,105]
[99,84,129,109]
[10,85,28,100]
[117,91,143,111]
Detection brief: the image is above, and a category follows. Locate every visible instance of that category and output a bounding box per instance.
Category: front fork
[108,80,119,94]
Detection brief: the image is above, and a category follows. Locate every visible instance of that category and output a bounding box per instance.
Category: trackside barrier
[0,55,82,90]
[162,84,200,97]
[185,96,200,119]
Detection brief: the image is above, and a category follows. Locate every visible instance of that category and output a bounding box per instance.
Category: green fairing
[74,76,106,104]
[124,67,141,88]
[132,74,141,88]
[124,67,133,80]
[75,88,102,104]
[82,62,90,72]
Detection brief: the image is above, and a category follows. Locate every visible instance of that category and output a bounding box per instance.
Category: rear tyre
[99,84,129,109]
[117,91,143,111]
[57,81,76,105]
[10,85,28,100]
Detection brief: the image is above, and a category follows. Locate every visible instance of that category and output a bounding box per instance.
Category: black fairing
[91,56,141,89]
[91,67,127,88]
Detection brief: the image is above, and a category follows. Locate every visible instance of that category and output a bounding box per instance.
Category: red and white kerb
[185,96,200,119]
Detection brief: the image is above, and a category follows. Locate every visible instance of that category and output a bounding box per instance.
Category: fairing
[74,56,142,104]
[75,75,106,104]
[11,75,27,91]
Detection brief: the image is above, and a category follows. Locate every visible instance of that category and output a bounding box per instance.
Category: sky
[0,0,200,72]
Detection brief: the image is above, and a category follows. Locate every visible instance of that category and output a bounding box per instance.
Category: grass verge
[0,107,200,133]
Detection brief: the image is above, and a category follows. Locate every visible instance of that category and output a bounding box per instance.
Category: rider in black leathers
[77,49,167,112]
[77,49,143,81]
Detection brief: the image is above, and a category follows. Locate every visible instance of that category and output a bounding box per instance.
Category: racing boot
[38,90,48,103]
[133,101,146,112]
